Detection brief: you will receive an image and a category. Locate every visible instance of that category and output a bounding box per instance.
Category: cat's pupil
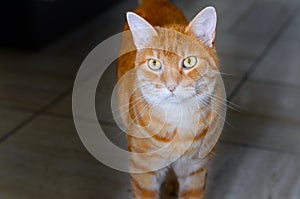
[153,60,156,65]
[187,59,191,64]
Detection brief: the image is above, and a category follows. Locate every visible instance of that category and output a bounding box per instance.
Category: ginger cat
[117,0,226,198]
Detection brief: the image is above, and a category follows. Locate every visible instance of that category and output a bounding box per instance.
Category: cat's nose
[166,83,177,92]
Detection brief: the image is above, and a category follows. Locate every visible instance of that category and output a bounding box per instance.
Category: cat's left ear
[185,6,217,48]
[126,12,158,49]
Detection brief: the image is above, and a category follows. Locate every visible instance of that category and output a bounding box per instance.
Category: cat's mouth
[167,93,180,103]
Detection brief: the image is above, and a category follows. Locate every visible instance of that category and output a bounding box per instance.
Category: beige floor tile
[0,50,78,93]
[47,93,72,117]
[1,113,300,199]
[0,71,72,93]
[0,86,62,111]
[0,51,77,110]
[0,76,72,111]
[215,33,269,60]
[208,143,300,199]
[232,2,293,36]
[250,39,300,86]
[0,107,32,138]
[0,112,300,199]
[0,50,81,78]
[217,0,255,32]
[221,111,300,154]
[222,77,240,97]
[231,81,300,123]
[282,12,300,39]
[47,62,117,122]
[0,115,130,199]
[219,54,253,76]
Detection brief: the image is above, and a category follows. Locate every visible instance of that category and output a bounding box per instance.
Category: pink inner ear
[185,7,217,48]
[126,12,157,49]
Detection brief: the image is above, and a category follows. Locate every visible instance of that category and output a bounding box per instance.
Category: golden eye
[183,56,197,68]
[147,59,162,70]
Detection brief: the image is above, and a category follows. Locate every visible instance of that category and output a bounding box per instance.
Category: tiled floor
[1,0,300,198]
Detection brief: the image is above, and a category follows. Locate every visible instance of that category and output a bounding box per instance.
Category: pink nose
[167,84,177,92]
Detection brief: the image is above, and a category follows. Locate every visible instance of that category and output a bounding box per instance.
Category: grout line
[242,112,300,126]
[39,111,72,119]
[227,4,300,101]
[0,94,119,143]
[0,68,78,80]
[239,77,300,90]
[0,86,73,144]
[220,140,300,156]
[222,74,300,91]
[0,105,37,114]
[225,109,300,129]
[39,111,119,128]
[39,111,118,128]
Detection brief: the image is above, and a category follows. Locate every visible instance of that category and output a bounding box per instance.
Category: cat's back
[125,0,188,30]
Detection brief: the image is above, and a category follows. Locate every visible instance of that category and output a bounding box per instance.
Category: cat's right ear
[126,12,157,49]
[185,6,217,48]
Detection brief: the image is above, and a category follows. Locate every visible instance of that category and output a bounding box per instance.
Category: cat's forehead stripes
[138,49,181,68]
[153,28,208,57]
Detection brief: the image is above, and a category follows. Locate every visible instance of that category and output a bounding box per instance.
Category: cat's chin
[165,94,183,104]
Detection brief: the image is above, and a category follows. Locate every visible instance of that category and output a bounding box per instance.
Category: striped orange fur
[117,0,225,198]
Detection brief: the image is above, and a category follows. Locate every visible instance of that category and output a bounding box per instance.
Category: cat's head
[127,7,219,106]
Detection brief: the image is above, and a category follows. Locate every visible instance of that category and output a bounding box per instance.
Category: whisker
[198,98,234,129]
[109,82,154,114]
[210,71,239,77]
[199,92,247,114]
[107,96,148,122]
[196,76,235,129]
[196,89,244,110]
[110,95,145,113]
[126,95,160,128]
[109,95,145,115]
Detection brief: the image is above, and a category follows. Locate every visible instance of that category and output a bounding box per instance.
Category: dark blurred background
[0,0,119,49]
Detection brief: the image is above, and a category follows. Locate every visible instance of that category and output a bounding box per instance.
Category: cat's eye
[182,56,197,69]
[147,59,162,70]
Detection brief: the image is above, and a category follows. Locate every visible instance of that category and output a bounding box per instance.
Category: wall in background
[0,0,118,50]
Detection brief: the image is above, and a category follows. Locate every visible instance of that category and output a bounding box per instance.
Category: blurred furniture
[0,0,118,49]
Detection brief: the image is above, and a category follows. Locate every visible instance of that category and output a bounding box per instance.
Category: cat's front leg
[130,171,166,199]
[178,168,207,199]
[173,160,208,199]
[129,156,168,199]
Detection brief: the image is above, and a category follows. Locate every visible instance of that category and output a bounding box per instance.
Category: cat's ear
[126,12,157,49]
[185,6,217,48]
